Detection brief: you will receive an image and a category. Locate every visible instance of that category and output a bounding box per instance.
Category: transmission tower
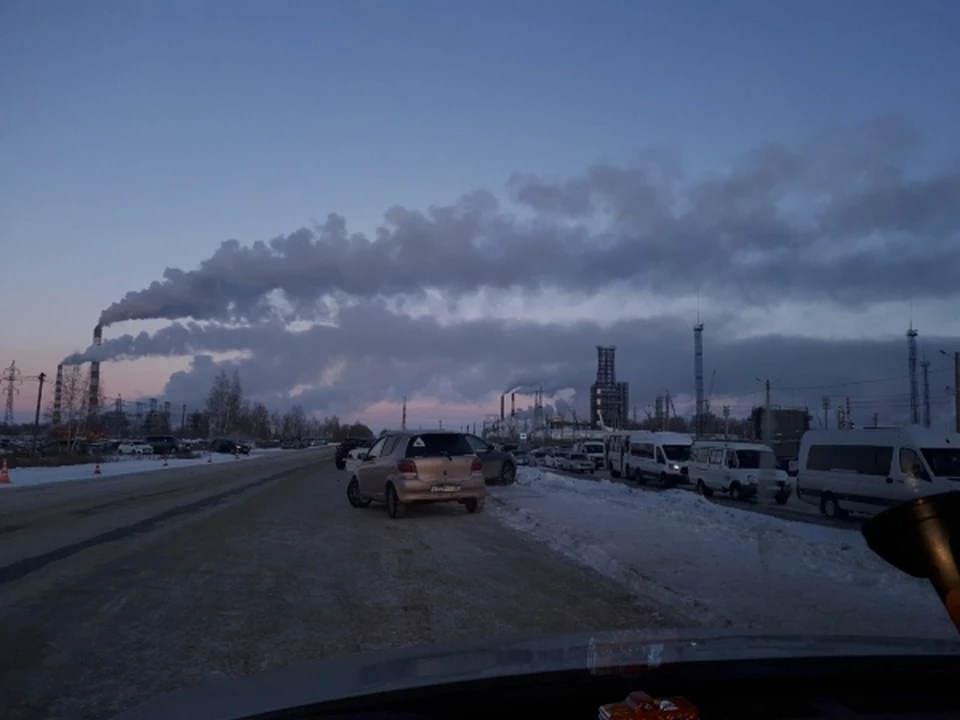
[3,361,22,425]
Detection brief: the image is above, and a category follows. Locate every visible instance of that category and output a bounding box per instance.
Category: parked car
[559,452,595,474]
[463,434,517,485]
[118,441,153,455]
[209,438,250,455]
[335,437,370,470]
[144,435,180,455]
[346,430,485,518]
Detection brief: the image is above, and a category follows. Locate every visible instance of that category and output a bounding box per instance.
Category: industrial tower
[693,320,704,437]
[907,323,919,425]
[3,361,21,425]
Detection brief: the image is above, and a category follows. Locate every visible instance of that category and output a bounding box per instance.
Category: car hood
[114,629,960,720]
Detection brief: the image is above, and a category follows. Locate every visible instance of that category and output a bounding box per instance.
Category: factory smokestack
[500,394,505,421]
[53,364,64,426]
[88,325,103,417]
[511,392,516,418]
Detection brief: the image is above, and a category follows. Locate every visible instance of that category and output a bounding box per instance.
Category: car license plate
[431,484,461,493]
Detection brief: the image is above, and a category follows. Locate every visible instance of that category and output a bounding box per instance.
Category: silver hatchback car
[346,430,486,518]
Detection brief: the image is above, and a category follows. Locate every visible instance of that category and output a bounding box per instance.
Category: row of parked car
[95,436,253,456]
[335,430,520,519]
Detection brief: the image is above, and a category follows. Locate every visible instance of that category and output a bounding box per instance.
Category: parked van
[606,431,693,486]
[689,440,791,503]
[796,427,960,518]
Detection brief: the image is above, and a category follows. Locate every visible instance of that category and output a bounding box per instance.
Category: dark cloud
[69,301,959,428]
[97,117,960,328]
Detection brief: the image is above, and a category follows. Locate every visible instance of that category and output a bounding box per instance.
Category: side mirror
[363,453,375,462]
[862,492,960,633]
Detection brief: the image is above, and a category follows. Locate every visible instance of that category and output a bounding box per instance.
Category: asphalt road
[0,449,691,720]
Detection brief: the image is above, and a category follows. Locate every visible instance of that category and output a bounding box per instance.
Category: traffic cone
[0,459,10,484]
[94,462,102,475]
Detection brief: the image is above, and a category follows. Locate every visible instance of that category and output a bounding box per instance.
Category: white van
[796,427,960,518]
[606,431,693,486]
[689,441,791,503]
[574,440,606,469]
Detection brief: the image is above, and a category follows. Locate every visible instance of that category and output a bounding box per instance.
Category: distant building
[590,345,629,428]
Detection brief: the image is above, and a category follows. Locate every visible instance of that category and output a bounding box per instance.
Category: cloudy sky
[3,0,959,430]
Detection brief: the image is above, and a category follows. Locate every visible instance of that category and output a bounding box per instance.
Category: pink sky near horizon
[4,351,535,431]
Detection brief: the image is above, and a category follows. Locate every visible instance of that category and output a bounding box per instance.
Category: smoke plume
[96,118,960,329]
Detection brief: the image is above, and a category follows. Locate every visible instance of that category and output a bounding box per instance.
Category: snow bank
[489,468,955,639]
[1,447,297,489]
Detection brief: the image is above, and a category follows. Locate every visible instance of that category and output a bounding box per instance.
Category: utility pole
[756,378,772,443]
[921,359,932,428]
[822,395,831,430]
[873,412,879,428]
[32,372,46,453]
[401,397,407,431]
[942,350,960,434]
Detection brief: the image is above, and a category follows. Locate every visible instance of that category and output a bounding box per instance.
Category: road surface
[0,449,691,720]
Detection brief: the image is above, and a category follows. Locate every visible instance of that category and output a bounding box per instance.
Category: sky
[2,0,959,430]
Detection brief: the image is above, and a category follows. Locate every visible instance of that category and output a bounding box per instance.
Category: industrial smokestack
[53,364,64,426]
[88,325,103,416]
[511,392,516,418]
[500,394,505,421]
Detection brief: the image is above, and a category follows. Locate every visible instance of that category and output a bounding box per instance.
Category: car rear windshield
[405,433,474,458]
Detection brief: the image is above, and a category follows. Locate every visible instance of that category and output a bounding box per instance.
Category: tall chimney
[88,325,103,416]
[500,394,505,421]
[511,392,516,418]
[53,364,64,425]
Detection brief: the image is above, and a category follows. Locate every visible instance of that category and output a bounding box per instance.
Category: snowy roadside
[488,467,955,639]
[1,447,306,489]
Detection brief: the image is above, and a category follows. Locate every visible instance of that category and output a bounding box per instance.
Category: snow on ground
[489,468,956,639]
[2,447,294,488]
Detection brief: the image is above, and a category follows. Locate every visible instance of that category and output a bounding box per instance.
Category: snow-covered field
[489,468,956,639]
[2,447,295,488]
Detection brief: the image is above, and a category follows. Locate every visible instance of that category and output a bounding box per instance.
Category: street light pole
[941,350,960,433]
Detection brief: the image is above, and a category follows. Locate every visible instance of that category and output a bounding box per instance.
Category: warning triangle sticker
[412,437,426,447]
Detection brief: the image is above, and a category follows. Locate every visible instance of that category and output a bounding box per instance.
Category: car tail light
[471,458,482,472]
[397,459,417,474]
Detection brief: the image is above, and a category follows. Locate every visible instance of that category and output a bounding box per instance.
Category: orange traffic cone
[94,462,102,475]
[0,459,10,484]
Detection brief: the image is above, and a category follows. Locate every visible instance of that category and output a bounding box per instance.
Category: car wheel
[500,462,516,485]
[335,459,345,470]
[347,478,370,508]
[821,494,840,518]
[775,491,789,506]
[729,483,743,501]
[465,497,484,513]
[386,483,406,519]
[696,479,710,497]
